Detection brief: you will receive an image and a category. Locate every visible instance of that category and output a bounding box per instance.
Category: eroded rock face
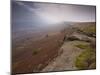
[65,32,94,42]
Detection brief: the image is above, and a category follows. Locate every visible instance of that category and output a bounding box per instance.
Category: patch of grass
[84,26,96,34]
[79,25,96,37]
[75,24,96,37]
[32,48,41,55]
[33,49,38,55]
[75,44,89,49]
[75,46,96,70]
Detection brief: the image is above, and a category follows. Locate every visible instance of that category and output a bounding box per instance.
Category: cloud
[13,1,96,23]
[16,1,35,12]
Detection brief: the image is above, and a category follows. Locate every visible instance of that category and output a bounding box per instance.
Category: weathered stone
[66,32,94,42]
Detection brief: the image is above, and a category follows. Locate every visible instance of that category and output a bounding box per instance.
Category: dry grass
[75,44,96,69]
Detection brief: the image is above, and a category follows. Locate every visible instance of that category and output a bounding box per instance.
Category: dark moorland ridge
[12,22,96,74]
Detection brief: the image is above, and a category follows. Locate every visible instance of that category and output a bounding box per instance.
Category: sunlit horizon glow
[12,1,96,25]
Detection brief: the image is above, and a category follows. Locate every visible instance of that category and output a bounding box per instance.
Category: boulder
[66,32,94,42]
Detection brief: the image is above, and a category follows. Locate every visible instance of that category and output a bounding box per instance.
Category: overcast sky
[12,1,96,25]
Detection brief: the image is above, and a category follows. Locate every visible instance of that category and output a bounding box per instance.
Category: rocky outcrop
[65,32,95,42]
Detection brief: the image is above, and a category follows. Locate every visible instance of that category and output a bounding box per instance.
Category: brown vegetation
[12,32,65,74]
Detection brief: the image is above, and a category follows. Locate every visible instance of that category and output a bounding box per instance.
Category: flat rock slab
[66,32,95,42]
[41,41,89,72]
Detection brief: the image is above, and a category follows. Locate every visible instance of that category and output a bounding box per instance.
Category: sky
[12,1,96,25]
